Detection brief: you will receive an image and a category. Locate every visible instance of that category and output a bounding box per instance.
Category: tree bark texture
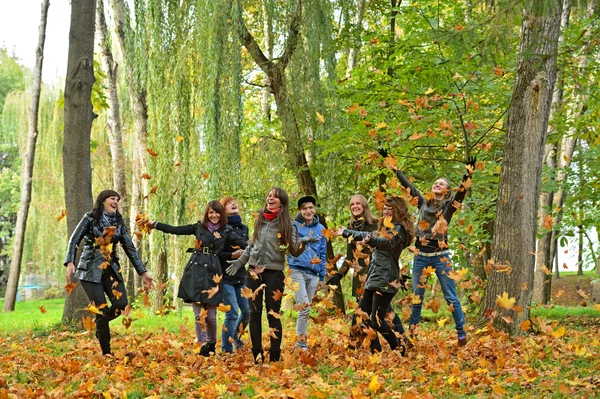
[3,0,50,312]
[62,0,97,324]
[345,0,367,77]
[237,0,317,196]
[478,2,562,335]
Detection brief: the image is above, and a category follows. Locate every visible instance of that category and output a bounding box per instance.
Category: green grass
[531,304,600,319]
[0,298,64,334]
[557,270,598,278]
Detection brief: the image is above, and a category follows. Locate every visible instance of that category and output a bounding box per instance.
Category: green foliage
[0,48,27,110]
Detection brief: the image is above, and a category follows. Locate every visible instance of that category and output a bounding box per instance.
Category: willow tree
[62,0,97,323]
[479,0,563,335]
[3,0,50,312]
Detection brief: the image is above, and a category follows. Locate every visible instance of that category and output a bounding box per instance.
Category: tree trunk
[3,0,50,312]
[237,0,317,196]
[345,0,367,77]
[261,0,273,120]
[97,0,127,204]
[532,144,556,304]
[62,0,97,324]
[111,0,149,296]
[478,1,562,335]
[152,250,168,312]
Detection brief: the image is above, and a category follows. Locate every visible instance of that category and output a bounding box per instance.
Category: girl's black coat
[155,222,247,305]
[64,212,147,283]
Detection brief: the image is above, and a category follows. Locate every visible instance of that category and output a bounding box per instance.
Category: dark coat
[343,222,410,294]
[64,212,146,283]
[221,220,249,285]
[155,221,247,305]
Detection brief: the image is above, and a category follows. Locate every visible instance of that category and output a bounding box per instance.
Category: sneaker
[295,341,308,351]
[458,336,468,347]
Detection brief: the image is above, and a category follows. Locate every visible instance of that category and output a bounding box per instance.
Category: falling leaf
[382,216,394,229]
[554,290,565,298]
[194,239,202,250]
[268,309,282,319]
[112,289,123,300]
[521,282,528,291]
[82,316,95,332]
[202,286,219,299]
[56,210,68,222]
[383,155,398,170]
[322,229,333,241]
[540,265,551,275]
[369,37,379,44]
[493,66,504,76]
[217,303,231,312]
[39,306,47,314]
[175,135,184,142]
[272,289,283,301]
[520,319,531,331]
[86,303,103,315]
[316,112,325,123]
[577,289,589,299]
[496,291,516,310]
[310,256,322,264]
[140,173,152,179]
[65,282,77,296]
[213,274,222,284]
[147,148,159,157]
[418,220,430,230]
[150,186,158,195]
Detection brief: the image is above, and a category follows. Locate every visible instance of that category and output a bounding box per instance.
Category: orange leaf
[195,239,202,250]
[150,186,158,195]
[272,289,283,301]
[202,286,220,299]
[383,155,398,170]
[418,220,430,230]
[147,148,159,157]
[82,316,95,332]
[268,309,283,319]
[112,289,123,300]
[56,210,68,222]
[217,303,231,312]
[373,189,386,212]
[213,274,222,284]
[310,256,322,264]
[140,173,152,179]
[65,282,77,296]
[39,306,47,314]
[543,215,553,231]
[322,229,333,241]
[520,319,531,331]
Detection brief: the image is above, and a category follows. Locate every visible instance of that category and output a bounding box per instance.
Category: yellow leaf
[86,303,103,315]
[217,303,231,312]
[316,111,325,123]
[382,216,394,229]
[425,87,435,94]
[495,291,516,310]
[492,385,507,395]
[594,304,600,312]
[175,135,184,142]
[437,317,448,327]
[551,326,566,338]
[56,209,68,222]
[249,136,259,145]
[376,121,387,129]
[368,375,381,393]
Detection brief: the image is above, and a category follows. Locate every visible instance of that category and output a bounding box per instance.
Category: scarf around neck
[263,207,280,222]
[208,222,221,233]
[227,214,242,226]
[101,211,117,228]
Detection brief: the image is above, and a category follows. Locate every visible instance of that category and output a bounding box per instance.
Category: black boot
[252,347,264,364]
[95,328,112,356]
[200,341,216,357]
[269,349,280,362]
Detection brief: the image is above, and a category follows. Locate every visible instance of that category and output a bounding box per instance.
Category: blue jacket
[287,214,327,281]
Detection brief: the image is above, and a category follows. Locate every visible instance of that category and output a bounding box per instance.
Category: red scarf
[263,207,280,221]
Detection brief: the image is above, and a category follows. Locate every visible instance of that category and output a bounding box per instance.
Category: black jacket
[64,212,146,283]
[220,220,249,285]
[155,221,247,304]
[335,220,378,297]
[342,222,410,294]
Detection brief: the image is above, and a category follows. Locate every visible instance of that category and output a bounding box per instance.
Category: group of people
[64,155,475,361]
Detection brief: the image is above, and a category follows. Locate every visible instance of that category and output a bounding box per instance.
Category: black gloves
[378,148,389,158]
[300,236,320,244]
[326,273,343,287]
[466,156,477,169]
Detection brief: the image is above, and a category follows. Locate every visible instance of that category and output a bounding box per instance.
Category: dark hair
[380,196,414,241]
[349,194,377,225]
[201,200,228,230]
[92,190,121,220]
[251,187,293,246]
[297,195,316,209]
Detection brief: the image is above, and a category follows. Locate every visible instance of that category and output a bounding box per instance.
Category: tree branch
[236,2,272,75]
[279,0,302,70]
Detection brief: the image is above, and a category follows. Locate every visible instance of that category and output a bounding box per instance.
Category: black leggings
[80,269,128,333]
[355,289,399,352]
[246,269,285,358]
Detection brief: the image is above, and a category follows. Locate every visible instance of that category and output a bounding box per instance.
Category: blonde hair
[349,194,377,225]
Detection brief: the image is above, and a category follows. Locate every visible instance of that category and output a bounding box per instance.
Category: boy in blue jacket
[288,195,327,350]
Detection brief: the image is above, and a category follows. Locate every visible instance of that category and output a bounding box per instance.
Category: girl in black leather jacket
[64,190,154,356]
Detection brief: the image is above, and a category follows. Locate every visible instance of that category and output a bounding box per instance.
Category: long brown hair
[92,189,122,222]
[380,196,414,241]
[251,187,293,246]
[349,194,377,225]
[201,200,228,230]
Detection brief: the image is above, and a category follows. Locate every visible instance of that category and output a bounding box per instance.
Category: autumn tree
[61,0,97,324]
[478,1,563,334]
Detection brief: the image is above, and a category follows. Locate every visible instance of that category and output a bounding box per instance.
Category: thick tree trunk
[478,2,562,335]
[152,250,168,312]
[3,0,50,312]
[62,0,97,324]
[261,0,273,120]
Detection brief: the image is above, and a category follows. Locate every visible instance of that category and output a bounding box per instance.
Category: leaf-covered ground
[1,311,599,398]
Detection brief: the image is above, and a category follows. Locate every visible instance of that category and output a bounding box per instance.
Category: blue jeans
[221,282,249,353]
[409,253,466,338]
[290,269,318,338]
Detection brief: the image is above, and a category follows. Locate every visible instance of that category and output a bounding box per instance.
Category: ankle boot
[252,347,264,364]
[269,349,280,362]
[200,341,216,357]
[95,329,112,355]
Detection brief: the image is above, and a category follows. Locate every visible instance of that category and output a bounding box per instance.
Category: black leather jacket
[342,222,410,294]
[64,212,146,283]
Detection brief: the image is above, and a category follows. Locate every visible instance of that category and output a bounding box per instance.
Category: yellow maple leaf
[382,216,394,229]
[520,319,531,332]
[217,303,231,312]
[368,375,381,393]
[495,291,516,310]
[86,303,103,315]
[594,303,600,312]
[316,111,325,123]
[551,326,566,338]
